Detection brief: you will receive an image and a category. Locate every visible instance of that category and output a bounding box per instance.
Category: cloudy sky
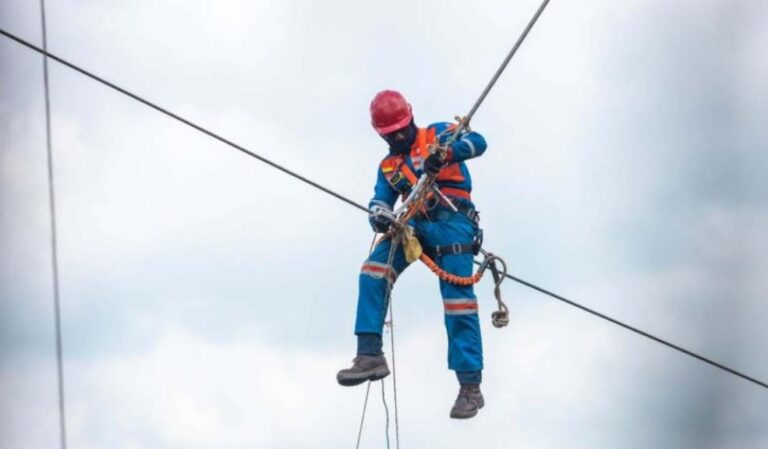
[2,0,767,448]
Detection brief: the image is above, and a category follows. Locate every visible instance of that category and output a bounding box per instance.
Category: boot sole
[337,365,391,387]
[450,397,484,419]
[450,409,478,419]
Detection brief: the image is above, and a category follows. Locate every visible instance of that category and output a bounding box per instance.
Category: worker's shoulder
[426,121,455,134]
[378,153,401,171]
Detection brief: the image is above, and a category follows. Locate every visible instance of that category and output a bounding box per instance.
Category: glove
[369,213,391,233]
[424,151,445,175]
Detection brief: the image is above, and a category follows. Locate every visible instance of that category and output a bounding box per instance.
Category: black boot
[336,354,390,386]
[450,384,485,419]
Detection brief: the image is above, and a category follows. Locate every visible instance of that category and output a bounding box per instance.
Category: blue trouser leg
[438,252,484,374]
[354,238,411,350]
[353,215,483,381]
[416,217,484,378]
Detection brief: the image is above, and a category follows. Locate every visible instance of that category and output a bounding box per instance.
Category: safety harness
[371,128,510,328]
[380,126,472,202]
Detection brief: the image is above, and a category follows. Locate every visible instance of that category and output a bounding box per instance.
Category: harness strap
[424,227,483,257]
[424,204,479,224]
[399,162,419,187]
[424,243,475,258]
[440,186,471,201]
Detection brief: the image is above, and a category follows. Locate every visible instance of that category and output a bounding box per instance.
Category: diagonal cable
[478,265,768,389]
[38,2,68,448]
[0,28,368,214]
[1,27,766,391]
[447,0,551,143]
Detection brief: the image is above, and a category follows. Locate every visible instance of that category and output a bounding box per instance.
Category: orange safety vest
[380,127,471,201]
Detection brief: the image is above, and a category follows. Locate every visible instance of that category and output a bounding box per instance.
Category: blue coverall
[355,122,487,383]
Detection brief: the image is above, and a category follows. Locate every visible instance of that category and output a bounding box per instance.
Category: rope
[356,237,401,448]
[382,240,400,449]
[418,248,510,327]
[419,253,484,286]
[3,21,767,390]
[486,255,511,328]
[381,380,391,449]
[354,381,372,449]
[38,2,68,448]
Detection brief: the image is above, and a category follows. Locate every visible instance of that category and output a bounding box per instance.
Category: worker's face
[382,121,416,154]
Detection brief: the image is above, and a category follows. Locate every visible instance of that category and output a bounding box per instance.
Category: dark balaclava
[382,120,417,155]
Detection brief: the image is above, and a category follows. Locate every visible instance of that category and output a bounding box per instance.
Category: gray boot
[336,354,390,386]
[450,384,485,419]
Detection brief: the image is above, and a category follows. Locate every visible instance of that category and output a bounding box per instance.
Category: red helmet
[370,90,413,135]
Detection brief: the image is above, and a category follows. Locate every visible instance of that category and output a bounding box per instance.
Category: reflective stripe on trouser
[355,237,409,337]
[437,251,483,372]
[354,216,483,373]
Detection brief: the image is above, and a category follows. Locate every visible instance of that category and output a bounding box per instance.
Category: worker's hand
[424,151,445,175]
[369,214,391,233]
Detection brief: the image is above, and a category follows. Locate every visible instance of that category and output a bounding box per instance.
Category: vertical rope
[384,267,400,449]
[379,236,401,449]
[354,381,372,449]
[381,379,391,449]
[356,234,400,449]
[39,2,67,448]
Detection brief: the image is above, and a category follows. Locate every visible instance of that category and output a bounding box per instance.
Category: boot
[336,354,390,386]
[450,384,485,419]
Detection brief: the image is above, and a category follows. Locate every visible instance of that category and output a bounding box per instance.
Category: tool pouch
[402,226,423,263]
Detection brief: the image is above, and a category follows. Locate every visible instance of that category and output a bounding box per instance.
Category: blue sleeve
[448,130,486,162]
[431,122,487,163]
[368,166,398,211]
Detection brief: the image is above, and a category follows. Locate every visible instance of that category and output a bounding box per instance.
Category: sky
[1,0,767,448]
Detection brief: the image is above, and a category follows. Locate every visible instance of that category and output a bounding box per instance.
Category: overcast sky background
[1,0,767,448]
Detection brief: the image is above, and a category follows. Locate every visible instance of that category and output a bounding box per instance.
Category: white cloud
[63,329,354,448]
[3,0,768,447]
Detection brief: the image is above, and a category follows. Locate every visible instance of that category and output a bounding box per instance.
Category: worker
[337,90,488,419]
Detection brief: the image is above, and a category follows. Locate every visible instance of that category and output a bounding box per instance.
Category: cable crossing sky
[2,20,766,395]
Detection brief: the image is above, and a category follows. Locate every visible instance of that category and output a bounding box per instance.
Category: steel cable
[0,29,368,215]
[477,263,768,389]
[446,0,552,145]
